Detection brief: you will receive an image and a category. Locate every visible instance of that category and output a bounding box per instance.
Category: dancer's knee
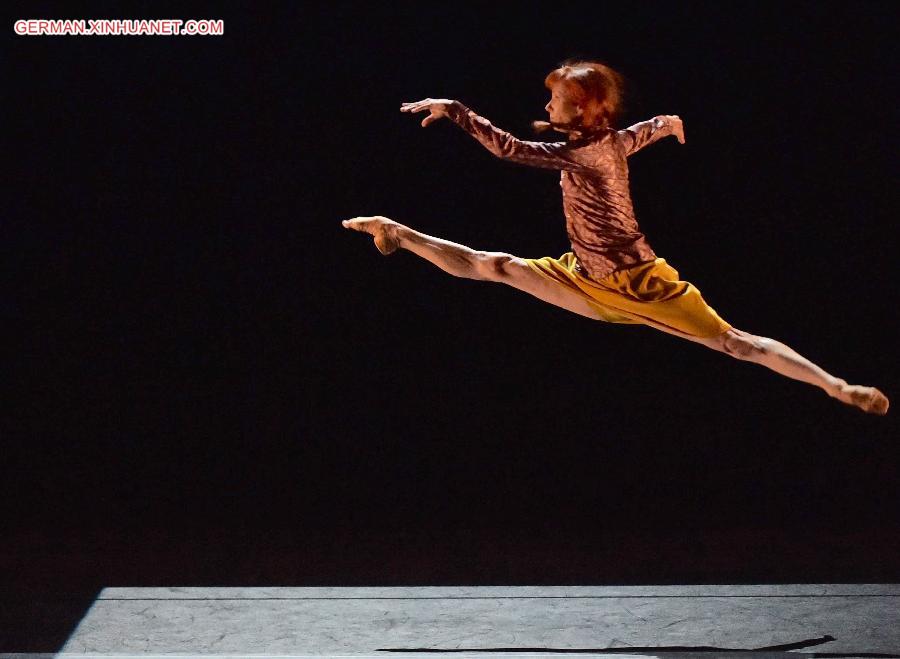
[472,251,518,281]
[720,328,770,360]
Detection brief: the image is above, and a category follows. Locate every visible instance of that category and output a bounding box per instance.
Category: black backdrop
[5,1,899,597]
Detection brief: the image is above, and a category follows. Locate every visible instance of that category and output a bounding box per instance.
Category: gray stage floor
[38,584,899,657]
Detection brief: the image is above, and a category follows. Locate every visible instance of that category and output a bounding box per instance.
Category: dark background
[3,1,899,648]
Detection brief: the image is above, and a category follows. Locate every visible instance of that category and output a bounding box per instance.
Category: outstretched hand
[400,98,456,127]
[663,114,686,144]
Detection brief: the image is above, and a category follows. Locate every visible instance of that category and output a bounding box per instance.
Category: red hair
[533,59,627,134]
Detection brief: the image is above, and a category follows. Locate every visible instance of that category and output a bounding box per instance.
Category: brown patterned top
[446,100,678,281]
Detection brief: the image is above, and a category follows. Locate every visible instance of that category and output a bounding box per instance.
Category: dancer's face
[544,82,583,127]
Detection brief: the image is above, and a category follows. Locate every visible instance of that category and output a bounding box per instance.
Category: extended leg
[683,326,889,415]
[341,215,604,319]
[342,216,889,415]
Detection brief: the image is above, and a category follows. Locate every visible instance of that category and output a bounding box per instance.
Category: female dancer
[342,60,888,415]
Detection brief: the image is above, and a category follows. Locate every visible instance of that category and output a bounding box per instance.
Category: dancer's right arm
[400,98,599,174]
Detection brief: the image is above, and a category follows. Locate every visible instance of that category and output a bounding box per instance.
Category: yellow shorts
[524,253,732,339]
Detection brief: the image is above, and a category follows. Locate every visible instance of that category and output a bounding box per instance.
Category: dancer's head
[535,59,627,136]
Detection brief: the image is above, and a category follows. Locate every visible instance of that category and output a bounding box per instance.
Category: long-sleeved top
[445,100,677,281]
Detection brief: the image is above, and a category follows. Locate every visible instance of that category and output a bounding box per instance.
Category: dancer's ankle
[393,224,413,249]
[825,377,848,398]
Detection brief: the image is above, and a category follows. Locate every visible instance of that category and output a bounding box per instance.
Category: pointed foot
[834,383,890,415]
[342,216,401,255]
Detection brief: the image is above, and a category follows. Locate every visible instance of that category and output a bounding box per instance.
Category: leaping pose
[343,59,888,415]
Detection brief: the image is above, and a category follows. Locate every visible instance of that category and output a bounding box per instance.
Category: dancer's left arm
[617,115,686,156]
[401,98,599,174]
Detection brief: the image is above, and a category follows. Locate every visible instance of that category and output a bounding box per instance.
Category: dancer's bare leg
[342,215,889,415]
[342,215,604,319]
[639,318,889,415]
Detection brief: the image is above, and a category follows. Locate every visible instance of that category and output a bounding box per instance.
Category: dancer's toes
[341,215,401,255]
[341,216,379,231]
[838,384,890,415]
[862,387,889,415]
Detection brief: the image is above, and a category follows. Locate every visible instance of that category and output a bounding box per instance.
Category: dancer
[342,59,888,415]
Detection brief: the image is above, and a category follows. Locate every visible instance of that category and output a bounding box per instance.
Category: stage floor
[49,584,899,657]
